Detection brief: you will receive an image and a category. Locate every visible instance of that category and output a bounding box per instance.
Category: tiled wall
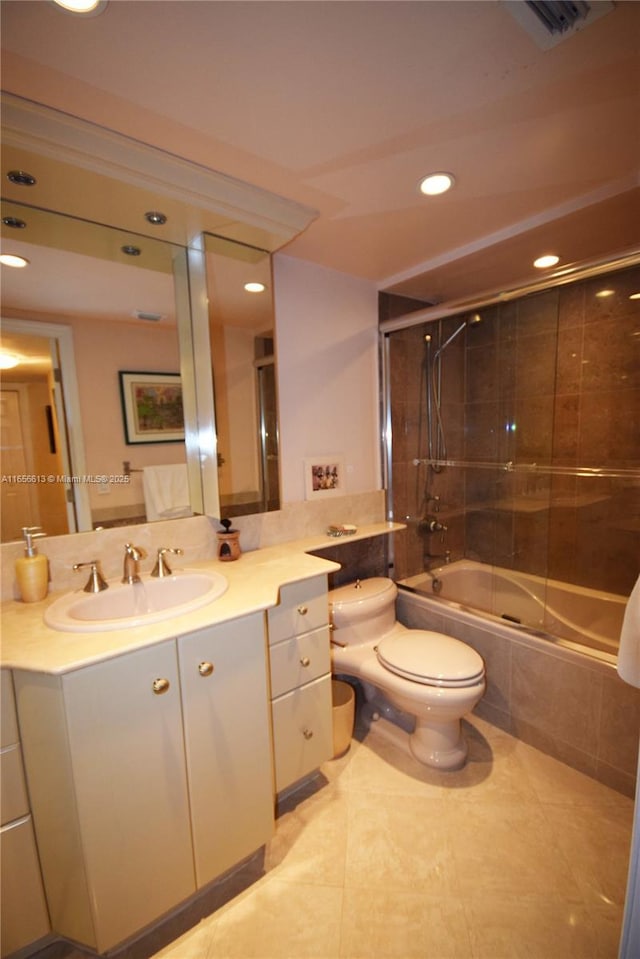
[398,589,640,797]
[387,264,640,597]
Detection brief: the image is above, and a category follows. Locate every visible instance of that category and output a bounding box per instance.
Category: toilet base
[409,717,467,771]
[363,708,469,771]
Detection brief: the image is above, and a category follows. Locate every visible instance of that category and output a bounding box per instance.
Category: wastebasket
[331,679,355,758]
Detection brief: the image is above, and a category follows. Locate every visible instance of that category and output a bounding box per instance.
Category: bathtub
[396,561,640,794]
[400,559,626,659]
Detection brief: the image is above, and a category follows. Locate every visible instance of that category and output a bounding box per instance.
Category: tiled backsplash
[0,491,385,601]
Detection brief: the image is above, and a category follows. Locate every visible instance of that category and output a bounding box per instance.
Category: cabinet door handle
[152,678,170,695]
[297,605,308,615]
[300,656,311,667]
[198,661,215,677]
[303,728,314,740]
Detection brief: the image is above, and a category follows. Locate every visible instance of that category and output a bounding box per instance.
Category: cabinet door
[179,613,274,888]
[62,642,195,952]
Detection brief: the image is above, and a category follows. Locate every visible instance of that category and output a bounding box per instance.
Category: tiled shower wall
[386,264,640,598]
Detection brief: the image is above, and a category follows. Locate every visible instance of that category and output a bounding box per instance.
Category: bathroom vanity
[0,546,341,956]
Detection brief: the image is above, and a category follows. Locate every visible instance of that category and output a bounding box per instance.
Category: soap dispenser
[217,519,241,562]
[16,526,49,602]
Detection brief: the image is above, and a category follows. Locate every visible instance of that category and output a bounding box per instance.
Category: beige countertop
[1,522,403,675]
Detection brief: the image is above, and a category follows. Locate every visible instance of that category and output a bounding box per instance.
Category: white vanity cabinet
[13,612,274,955]
[267,575,333,793]
[0,669,50,958]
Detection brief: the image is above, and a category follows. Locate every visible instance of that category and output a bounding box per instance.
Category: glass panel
[386,262,640,657]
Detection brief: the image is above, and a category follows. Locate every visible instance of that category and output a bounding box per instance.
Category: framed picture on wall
[119,371,184,444]
[304,455,346,499]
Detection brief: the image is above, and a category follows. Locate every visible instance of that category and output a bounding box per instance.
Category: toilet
[329,577,485,770]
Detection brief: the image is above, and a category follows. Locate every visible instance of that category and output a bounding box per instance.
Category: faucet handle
[124,543,147,561]
[151,546,183,578]
[73,560,109,593]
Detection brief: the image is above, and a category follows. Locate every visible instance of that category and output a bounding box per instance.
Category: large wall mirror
[0,202,283,543]
[0,200,199,541]
[0,94,314,543]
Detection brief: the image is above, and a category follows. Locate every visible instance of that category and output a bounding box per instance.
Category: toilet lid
[376,632,484,688]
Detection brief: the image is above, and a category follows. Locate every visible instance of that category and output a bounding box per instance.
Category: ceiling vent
[133,310,165,322]
[502,0,615,49]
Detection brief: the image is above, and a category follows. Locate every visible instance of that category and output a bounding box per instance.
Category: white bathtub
[400,560,627,657]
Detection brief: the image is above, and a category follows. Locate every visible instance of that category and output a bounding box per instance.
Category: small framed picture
[304,455,346,499]
[119,371,184,445]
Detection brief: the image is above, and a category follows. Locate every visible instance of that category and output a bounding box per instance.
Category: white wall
[273,255,380,504]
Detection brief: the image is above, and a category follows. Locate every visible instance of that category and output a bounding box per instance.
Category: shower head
[434,312,482,359]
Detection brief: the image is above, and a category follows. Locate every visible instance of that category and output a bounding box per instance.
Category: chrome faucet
[122,543,147,584]
[426,549,451,566]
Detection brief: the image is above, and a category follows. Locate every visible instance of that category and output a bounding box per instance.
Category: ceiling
[1,0,639,306]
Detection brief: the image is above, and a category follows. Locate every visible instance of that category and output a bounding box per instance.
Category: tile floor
[38,713,634,959]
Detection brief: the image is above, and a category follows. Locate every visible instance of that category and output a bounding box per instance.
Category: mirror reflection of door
[0,333,71,541]
[1,201,189,535]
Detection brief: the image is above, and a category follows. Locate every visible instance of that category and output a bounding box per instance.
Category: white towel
[142,464,191,522]
[617,573,640,688]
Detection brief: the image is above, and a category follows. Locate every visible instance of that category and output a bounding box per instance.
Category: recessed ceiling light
[6,170,36,187]
[244,282,266,293]
[0,352,21,370]
[121,245,142,257]
[419,172,455,196]
[629,293,640,300]
[0,254,29,268]
[51,0,108,14]
[533,254,560,269]
[144,211,167,226]
[595,289,615,299]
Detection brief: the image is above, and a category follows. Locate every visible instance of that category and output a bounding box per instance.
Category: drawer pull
[303,728,314,740]
[297,604,308,615]
[198,661,215,677]
[152,678,170,695]
[300,656,311,667]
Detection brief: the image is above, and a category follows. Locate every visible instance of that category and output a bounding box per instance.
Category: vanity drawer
[267,576,328,645]
[0,745,30,826]
[271,675,333,793]
[269,627,330,699]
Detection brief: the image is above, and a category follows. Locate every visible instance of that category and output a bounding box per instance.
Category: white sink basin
[45,570,228,632]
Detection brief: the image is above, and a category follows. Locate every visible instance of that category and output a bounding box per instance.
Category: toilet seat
[376,632,484,688]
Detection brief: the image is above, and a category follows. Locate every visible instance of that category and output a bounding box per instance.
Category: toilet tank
[329,578,397,646]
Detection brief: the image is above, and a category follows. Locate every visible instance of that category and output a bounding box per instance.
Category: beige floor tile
[464,895,616,959]
[207,877,343,959]
[515,740,635,808]
[449,800,583,900]
[542,801,634,908]
[345,791,460,895]
[438,720,541,805]
[344,724,449,798]
[339,887,472,958]
[149,921,215,959]
[265,783,348,886]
